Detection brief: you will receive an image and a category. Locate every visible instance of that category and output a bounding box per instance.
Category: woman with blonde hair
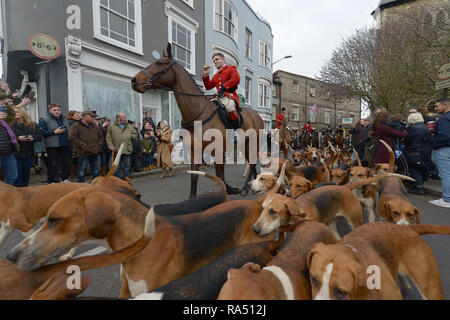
[10,106,42,187]
[404,112,433,195]
[156,120,174,179]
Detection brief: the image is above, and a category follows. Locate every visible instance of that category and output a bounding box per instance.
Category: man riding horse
[203,53,241,130]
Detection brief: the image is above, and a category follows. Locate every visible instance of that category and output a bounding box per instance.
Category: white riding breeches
[217,96,237,113]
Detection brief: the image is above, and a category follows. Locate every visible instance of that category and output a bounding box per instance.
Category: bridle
[136,59,176,91]
[136,60,215,98]
[135,59,219,129]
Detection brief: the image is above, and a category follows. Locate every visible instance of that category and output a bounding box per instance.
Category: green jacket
[106,122,138,155]
[140,137,154,154]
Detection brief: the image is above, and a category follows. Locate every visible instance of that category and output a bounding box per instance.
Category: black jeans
[46,147,72,183]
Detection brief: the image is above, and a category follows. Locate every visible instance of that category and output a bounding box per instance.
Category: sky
[245,0,380,79]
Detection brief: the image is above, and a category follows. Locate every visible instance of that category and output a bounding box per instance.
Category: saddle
[213,100,244,130]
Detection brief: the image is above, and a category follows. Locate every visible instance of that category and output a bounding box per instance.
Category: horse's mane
[174,61,207,99]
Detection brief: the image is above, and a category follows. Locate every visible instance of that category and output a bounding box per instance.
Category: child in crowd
[141,130,155,171]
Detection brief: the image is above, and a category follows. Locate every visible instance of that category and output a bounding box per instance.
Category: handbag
[406,151,422,166]
[33,140,46,154]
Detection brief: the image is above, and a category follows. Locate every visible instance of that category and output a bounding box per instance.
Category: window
[292,107,299,121]
[93,0,143,54]
[82,71,140,125]
[308,109,316,123]
[245,76,252,104]
[294,83,300,93]
[215,0,238,41]
[273,87,278,98]
[245,29,252,59]
[258,80,271,108]
[310,86,316,97]
[324,109,330,124]
[338,111,343,125]
[171,18,194,73]
[259,41,271,67]
[272,106,277,120]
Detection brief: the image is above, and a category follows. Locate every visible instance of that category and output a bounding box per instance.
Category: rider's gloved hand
[217,85,225,97]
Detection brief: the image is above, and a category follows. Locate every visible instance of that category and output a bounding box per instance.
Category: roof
[371,0,416,16]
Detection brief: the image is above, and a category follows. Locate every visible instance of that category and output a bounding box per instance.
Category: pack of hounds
[0,141,448,300]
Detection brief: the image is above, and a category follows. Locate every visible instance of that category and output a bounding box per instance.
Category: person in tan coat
[156,120,174,179]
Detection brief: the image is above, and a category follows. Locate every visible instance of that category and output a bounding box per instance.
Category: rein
[137,61,219,129]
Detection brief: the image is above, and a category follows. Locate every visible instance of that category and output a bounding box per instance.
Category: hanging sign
[28,33,61,60]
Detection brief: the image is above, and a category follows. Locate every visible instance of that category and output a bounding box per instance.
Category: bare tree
[319,3,450,114]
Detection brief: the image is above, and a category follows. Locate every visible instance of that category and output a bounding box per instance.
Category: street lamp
[272,55,292,67]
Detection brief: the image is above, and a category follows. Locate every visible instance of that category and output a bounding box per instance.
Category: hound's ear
[414,207,421,224]
[78,193,119,239]
[242,262,261,273]
[307,242,326,269]
[285,199,305,220]
[256,193,267,207]
[167,43,173,59]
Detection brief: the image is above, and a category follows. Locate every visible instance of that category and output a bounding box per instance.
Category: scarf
[0,120,18,144]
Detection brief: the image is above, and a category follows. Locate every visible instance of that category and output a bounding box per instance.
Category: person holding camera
[38,103,72,184]
[10,106,42,187]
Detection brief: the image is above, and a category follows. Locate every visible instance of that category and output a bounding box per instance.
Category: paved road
[1,164,449,299]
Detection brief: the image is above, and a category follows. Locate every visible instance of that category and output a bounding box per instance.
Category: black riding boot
[231,119,240,130]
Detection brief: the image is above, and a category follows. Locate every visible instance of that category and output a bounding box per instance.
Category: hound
[376,140,421,225]
[7,175,275,298]
[253,173,415,239]
[307,222,450,300]
[218,220,337,300]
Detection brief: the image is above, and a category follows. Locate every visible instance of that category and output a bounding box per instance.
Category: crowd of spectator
[0,81,174,186]
[350,99,450,208]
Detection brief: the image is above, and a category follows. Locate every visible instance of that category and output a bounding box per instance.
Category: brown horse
[299,128,311,151]
[277,117,291,159]
[322,131,335,149]
[131,44,264,197]
[335,132,344,149]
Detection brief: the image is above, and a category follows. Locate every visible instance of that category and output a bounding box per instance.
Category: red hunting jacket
[276,114,285,129]
[203,65,241,108]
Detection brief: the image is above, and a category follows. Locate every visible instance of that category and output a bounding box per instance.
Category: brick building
[272,70,361,135]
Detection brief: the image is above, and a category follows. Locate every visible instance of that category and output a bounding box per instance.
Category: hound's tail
[320,159,331,183]
[353,149,362,167]
[187,171,227,197]
[378,140,395,173]
[106,143,125,177]
[40,207,155,278]
[408,224,450,235]
[347,173,415,191]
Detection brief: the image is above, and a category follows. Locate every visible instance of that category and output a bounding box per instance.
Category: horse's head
[132,43,177,93]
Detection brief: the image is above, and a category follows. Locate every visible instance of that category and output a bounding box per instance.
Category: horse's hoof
[240,189,249,197]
